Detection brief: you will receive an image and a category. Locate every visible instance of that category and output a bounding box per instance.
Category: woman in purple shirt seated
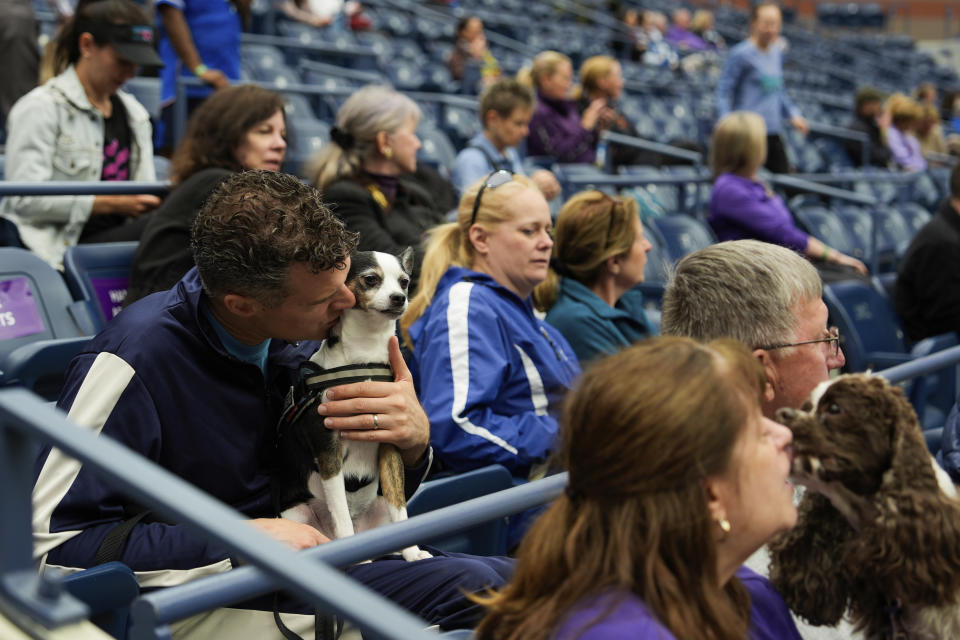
[709,111,867,277]
[474,336,802,640]
[521,51,613,164]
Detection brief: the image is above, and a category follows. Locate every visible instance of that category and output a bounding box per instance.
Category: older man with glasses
[661,239,846,419]
[661,239,858,640]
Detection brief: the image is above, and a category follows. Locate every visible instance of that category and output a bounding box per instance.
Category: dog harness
[279,360,395,429]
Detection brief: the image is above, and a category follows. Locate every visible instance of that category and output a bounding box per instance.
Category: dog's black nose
[776,407,798,423]
[390,293,406,307]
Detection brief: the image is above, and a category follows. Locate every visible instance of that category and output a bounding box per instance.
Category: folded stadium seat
[122,77,161,121]
[648,214,716,263]
[390,38,428,65]
[439,104,480,151]
[385,60,427,92]
[0,248,97,398]
[407,464,512,556]
[909,171,942,211]
[286,118,331,171]
[871,272,896,300]
[377,8,414,38]
[281,92,318,124]
[152,156,170,182]
[640,222,670,287]
[811,136,853,170]
[824,281,958,429]
[62,241,139,332]
[354,30,396,67]
[832,205,875,267]
[793,205,860,259]
[298,59,385,89]
[241,43,288,78]
[62,561,140,640]
[416,125,457,177]
[420,62,458,94]
[894,202,932,236]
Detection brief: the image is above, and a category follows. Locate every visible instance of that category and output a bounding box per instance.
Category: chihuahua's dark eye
[399,277,410,290]
[362,275,380,287]
[827,403,841,415]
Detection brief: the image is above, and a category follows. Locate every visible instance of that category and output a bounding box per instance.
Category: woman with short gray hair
[308,85,445,279]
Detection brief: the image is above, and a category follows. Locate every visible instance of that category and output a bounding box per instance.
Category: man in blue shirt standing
[451,78,560,200]
[716,2,808,174]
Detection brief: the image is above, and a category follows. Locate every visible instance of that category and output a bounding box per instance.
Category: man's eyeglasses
[758,327,841,357]
[470,170,514,226]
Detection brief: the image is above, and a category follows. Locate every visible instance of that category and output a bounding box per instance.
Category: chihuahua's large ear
[398,247,415,275]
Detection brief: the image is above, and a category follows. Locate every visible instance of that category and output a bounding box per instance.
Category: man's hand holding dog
[249,518,330,550]
[318,336,430,466]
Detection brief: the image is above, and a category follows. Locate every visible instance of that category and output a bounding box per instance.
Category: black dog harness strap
[279,361,394,430]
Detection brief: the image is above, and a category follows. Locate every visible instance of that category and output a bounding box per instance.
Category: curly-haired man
[34,171,512,638]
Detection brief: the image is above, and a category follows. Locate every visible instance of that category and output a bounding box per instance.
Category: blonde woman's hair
[401,173,538,346]
[534,190,639,311]
[710,111,767,177]
[516,50,571,89]
[307,84,421,189]
[886,92,923,128]
[578,55,618,96]
[691,9,715,33]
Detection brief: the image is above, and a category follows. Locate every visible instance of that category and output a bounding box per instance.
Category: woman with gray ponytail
[309,85,446,281]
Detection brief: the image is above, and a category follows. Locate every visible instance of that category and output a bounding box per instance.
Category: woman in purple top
[885,93,928,172]
[709,111,867,276]
[522,51,613,164]
[474,336,802,640]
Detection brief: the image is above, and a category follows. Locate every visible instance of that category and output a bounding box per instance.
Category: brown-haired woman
[125,84,287,304]
[536,190,653,365]
[476,336,802,640]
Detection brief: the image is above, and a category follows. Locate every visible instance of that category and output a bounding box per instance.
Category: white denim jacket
[1,65,155,269]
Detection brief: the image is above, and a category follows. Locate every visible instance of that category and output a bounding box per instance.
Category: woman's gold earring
[716,517,731,541]
[384,148,393,159]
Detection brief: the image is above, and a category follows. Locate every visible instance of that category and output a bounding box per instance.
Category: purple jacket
[709,173,809,252]
[527,91,596,163]
[666,26,708,51]
[553,567,802,639]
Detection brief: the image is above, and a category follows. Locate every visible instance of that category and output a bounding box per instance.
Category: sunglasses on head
[470,170,515,226]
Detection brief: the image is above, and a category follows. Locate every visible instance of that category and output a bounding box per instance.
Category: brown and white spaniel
[769,373,960,639]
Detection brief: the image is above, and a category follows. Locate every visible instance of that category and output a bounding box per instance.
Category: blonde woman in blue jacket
[1,0,162,269]
[401,171,580,548]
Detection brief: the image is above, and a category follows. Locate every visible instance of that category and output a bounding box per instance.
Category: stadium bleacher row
[3,0,960,637]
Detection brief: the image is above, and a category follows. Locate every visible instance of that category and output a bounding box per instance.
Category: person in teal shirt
[537,191,654,364]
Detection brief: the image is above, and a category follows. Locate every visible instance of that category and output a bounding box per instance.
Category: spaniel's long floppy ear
[852,382,960,607]
[769,492,855,625]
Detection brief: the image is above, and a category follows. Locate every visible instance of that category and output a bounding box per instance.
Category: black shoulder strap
[95,510,151,565]
[469,142,506,171]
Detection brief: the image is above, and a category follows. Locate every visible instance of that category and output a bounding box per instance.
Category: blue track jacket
[408,267,580,480]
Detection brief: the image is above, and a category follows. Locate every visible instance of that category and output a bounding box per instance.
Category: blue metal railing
[0,389,436,640]
[132,475,565,638]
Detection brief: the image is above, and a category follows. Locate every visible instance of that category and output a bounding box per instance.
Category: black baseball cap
[78,21,164,68]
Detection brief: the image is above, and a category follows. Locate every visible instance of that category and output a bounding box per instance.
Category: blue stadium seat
[62,242,139,332]
[407,465,512,556]
[63,561,139,639]
[122,77,161,121]
[386,59,427,91]
[895,201,932,236]
[833,205,875,266]
[823,281,959,427]
[793,205,859,258]
[417,126,457,175]
[281,92,318,124]
[0,248,96,397]
[287,118,331,170]
[241,43,287,78]
[641,221,671,285]
[648,215,716,263]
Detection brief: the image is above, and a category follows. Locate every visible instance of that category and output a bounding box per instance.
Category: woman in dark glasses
[401,170,580,549]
